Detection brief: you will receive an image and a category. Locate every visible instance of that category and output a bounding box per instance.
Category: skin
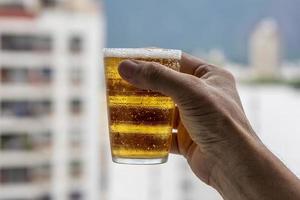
[118,53,300,200]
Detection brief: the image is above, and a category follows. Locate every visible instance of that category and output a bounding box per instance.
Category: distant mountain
[103,0,300,63]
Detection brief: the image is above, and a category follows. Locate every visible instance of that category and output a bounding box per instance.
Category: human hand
[118,53,257,183]
[118,52,300,200]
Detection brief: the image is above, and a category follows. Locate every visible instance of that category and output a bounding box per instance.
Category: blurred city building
[0,0,105,200]
[249,18,282,78]
[207,49,226,66]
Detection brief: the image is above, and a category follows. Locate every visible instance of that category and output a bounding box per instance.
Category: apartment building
[0,0,106,199]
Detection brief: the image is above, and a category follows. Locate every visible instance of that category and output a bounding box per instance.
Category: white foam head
[103,48,182,60]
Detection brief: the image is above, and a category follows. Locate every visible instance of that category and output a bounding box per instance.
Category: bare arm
[209,124,300,200]
[118,52,300,200]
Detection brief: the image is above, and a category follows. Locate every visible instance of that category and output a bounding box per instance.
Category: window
[33,132,52,150]
[33,164,51,182]
[36,194,51,200]
[1,34,52,52]
[0,67,52,84]
[40,0,57,8]
[69,128,81,148]
[69,67,82,85]
[69,160,82,178]
[0,68,3,82]
[0,100,52,117]
[28,68,53,84]
[69,36,82,53]
[70,99,82,115]
[69,191,82,200]
[0,132,51,151]
[0,134,32,151]
[3,198,29,200]
[0,68,26,83]
[0,2,24,10]
[0,167,31,183]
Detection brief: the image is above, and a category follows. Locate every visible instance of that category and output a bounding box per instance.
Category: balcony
[69,190,83,200]
[0,131,52,150]
[1,34,52,52]
[0,85,53,99]
[0,164,51,183]
[0,183,50,199]
[0,164,51,198]
[0,67,52,83]
[0,67,84,98]
[0,51,53,66]
[0,117,52,130]
[0,152,50,167]
[0,100,52,118]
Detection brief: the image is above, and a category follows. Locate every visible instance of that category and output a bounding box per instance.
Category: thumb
[118,60,192,102]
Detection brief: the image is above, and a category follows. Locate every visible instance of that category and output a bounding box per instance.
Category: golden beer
[103,48,181,164]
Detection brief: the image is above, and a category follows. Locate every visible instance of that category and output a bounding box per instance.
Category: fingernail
[118,60,138,79]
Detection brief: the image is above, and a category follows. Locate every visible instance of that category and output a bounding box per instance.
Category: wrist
[208,134,263,196]
[208,123,300,200]
[206,120,264,197]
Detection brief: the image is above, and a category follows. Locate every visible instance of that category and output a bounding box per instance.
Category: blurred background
[0,0,299,200]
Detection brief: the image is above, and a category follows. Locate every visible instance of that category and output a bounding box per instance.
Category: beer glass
[103,48,181,165]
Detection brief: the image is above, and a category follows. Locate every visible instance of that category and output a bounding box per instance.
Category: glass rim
[103,48,182,60]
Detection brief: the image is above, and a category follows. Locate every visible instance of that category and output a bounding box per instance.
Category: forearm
[209,125,300,200]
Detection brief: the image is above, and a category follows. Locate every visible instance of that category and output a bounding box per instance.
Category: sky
[104,0,300,63]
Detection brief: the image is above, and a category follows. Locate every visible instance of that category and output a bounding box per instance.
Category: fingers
[118,52,217,101]
[170,133,180,155]
[180,52,206,74]
[170,122,195,157]
[171,107,180,155]
[118,60,192,102]
[180,52,218,77]
[172,106,180,130]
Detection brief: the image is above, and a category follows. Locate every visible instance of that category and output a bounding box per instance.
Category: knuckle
[193,64,210,77]
[193,64,217,78]
[209,65,236,82]
[221,69,236,82]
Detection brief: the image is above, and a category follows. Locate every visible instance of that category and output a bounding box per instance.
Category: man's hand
[118,53,256,183]
[118,53,300,200]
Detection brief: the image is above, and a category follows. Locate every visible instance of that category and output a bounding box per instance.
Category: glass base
[112,157,168,165]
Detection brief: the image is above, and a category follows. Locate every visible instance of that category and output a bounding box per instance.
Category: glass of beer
[103,48,181,165]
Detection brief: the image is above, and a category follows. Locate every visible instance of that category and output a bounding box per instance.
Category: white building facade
[249,18,281,78]
[0,0,106,199]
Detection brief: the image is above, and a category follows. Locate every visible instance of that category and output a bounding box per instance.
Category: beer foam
[103,48,182,60]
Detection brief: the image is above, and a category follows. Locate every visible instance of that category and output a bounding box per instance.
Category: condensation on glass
[103,48,181,165]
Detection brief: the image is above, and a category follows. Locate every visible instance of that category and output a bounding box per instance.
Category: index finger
[179,52,206,74]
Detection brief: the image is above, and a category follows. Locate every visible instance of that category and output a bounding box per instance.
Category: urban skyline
[0,0,105,199]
